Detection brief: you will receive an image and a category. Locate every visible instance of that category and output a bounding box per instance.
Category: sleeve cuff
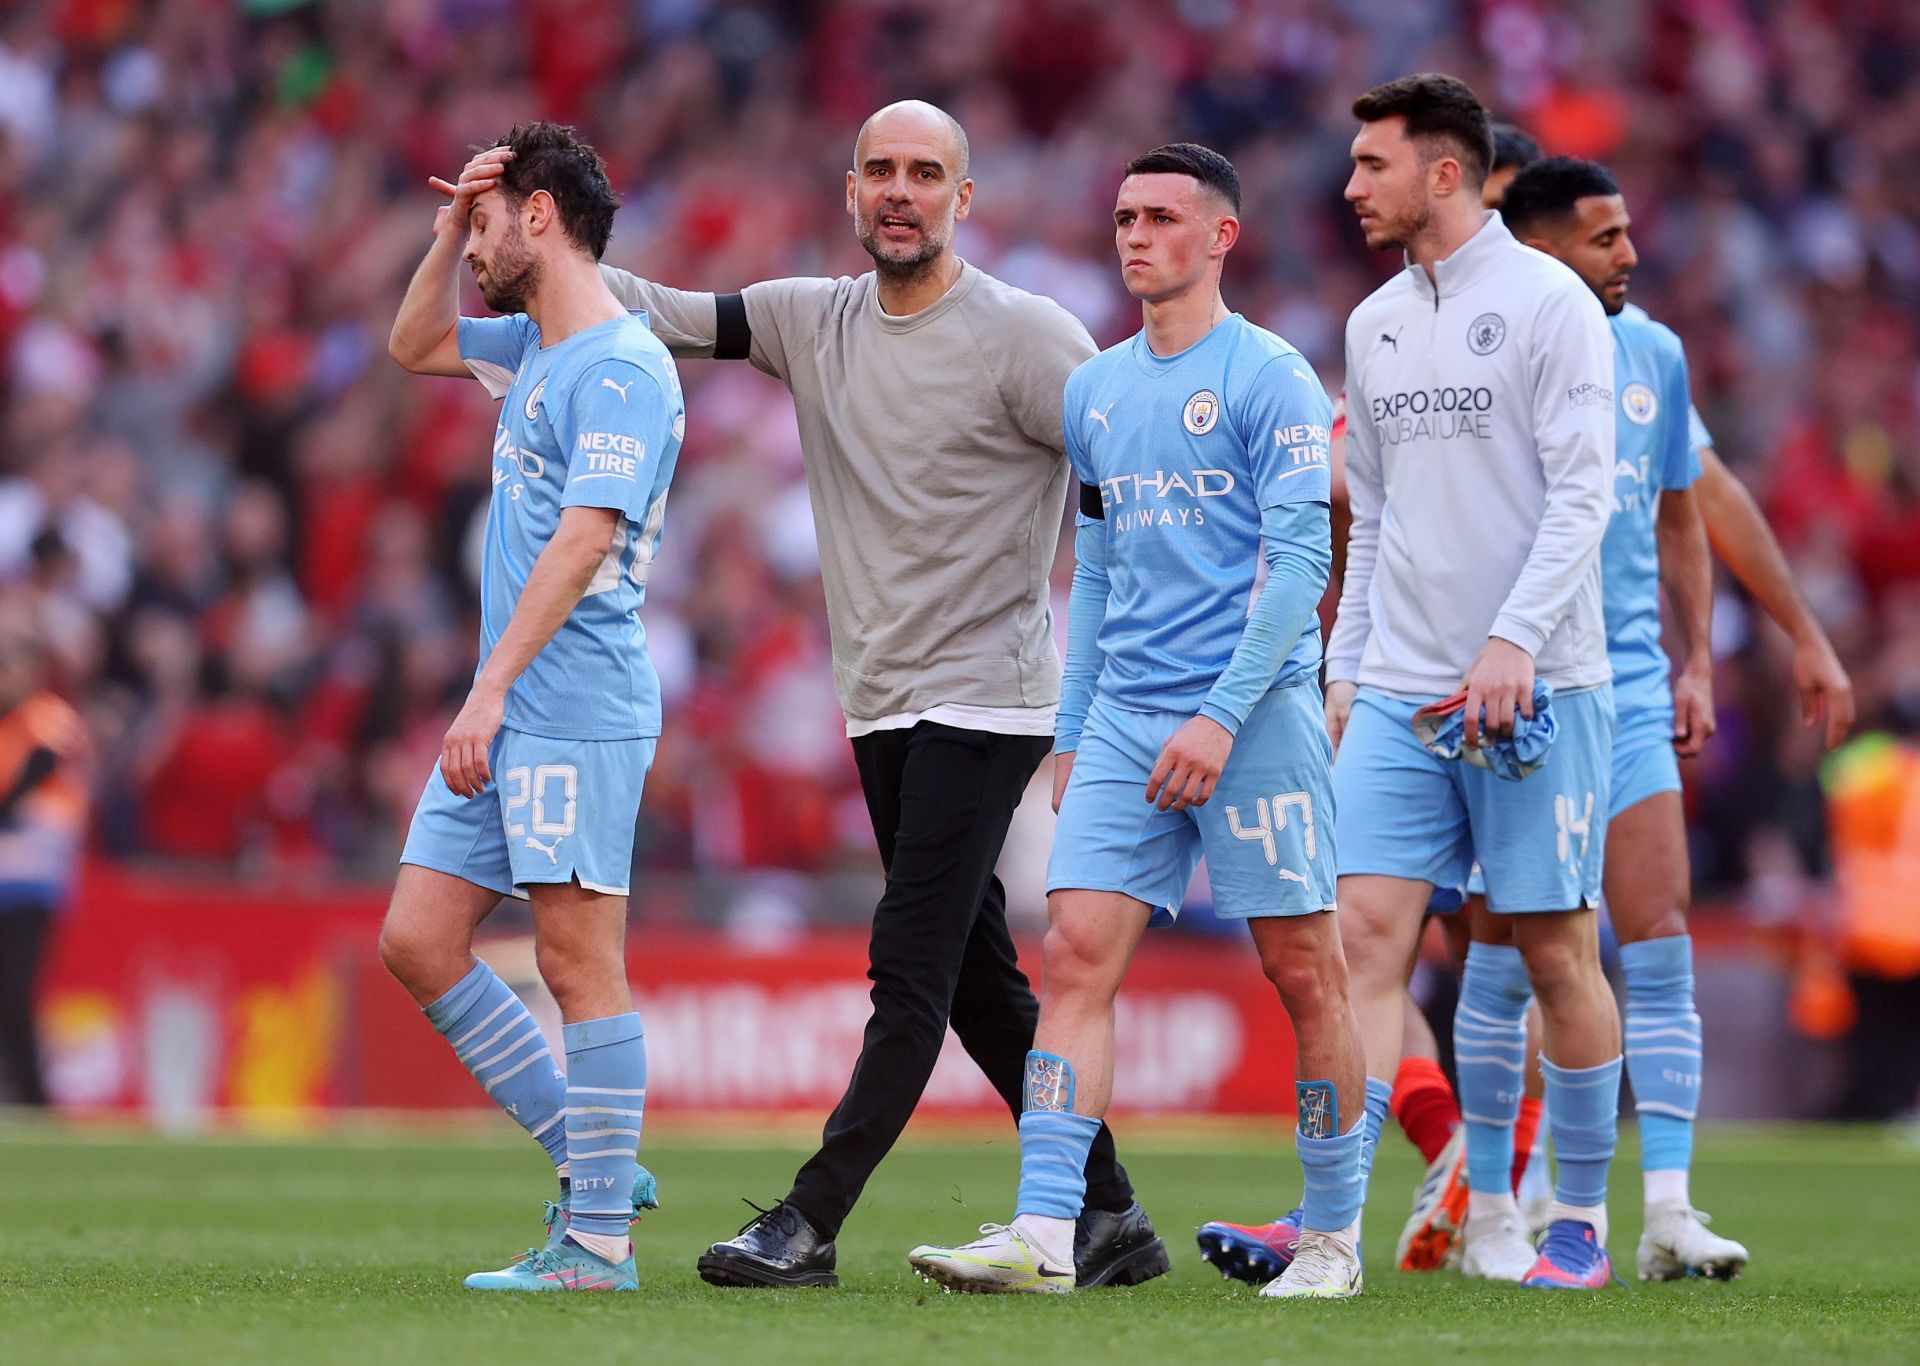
[1322,656,1361,685]
[1197,700,1244,737]
[1488,615,1548,657]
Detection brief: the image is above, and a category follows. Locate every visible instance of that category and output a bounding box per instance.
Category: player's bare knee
[1041,916,1121,1001]
[378,914,444,993]
[533,936,598,1004]
[1338,920,1403,997]
[1262,952,1339,1019]
[1517,934,1595,1001]
[1617,903,1689,945]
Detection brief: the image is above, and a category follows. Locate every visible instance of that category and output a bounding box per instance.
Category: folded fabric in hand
[1411,679,1557,781]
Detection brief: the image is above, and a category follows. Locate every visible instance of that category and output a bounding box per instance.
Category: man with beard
[1329,74,1625,1290]
[442,100,1169,1291]
[384,121,677,1292]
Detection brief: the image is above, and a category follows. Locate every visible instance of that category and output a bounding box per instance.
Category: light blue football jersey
[458,311,685,740]
[1063,314,1332,712]
[1602,303,1699,719]
[1687,400,1713,458]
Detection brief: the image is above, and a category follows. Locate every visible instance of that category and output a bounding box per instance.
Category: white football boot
[908,1222,1075,1294]
[1260,1222,1363,1300]
[1637,1203,1749,1281]
[1460,1207,1539,1282]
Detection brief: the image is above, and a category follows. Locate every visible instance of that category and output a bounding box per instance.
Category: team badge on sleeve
[1182,389,1221,435]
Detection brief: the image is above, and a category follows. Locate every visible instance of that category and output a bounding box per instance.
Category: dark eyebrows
[1114,203,1180,219]
[863,156,948,176]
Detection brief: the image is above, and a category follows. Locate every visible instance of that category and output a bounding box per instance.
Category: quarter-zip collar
[1403,211,1510,304]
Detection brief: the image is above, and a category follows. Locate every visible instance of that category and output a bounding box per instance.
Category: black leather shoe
[1076,1201,1172,1287]
[697,1199,839,1288]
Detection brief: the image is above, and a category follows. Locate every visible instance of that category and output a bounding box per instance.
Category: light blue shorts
[1048,681,1337,921]
[1334,686,1612,914]
[1609,700,1681,818]
[400,727,654,898]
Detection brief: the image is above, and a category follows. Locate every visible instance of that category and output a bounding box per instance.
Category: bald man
[467,100,1167,1288]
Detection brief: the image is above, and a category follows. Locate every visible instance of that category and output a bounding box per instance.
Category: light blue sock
[1541,1054,1621,1209]
[424,959,567,1170]
[1456,942,1532,1196]
[561,1012,647,1239]
[1356,1075,1394,1190]
[1015,1051,1099,1218]
[1621,935,1700,1178]
[1299,1108,1366,1233]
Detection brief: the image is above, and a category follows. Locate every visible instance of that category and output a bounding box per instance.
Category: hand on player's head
[428,147,516,232]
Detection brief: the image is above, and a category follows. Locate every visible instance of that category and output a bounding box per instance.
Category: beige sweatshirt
[602,261,1095,724]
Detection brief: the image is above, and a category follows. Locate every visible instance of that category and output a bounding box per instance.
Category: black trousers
[0,906,52,1106]
[785,722,1135,1237]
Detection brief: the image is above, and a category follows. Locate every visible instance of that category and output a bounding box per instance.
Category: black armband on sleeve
[713,292,751,360]
[1078,481,1104,520]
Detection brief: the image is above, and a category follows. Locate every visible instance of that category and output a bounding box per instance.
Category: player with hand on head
[382,122,678,1292]
[906,143,1366,1301]
[435,101,1169,1291]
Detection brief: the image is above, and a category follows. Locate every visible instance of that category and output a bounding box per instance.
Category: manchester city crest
[1621,381,1658,425]
[1183,389,1221,435]
[1467,313,1506,356]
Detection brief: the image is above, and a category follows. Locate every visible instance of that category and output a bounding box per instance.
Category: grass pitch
[0,1120,1914,1364]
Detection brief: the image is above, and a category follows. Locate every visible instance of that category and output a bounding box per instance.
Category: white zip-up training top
[1327,212,1615,697]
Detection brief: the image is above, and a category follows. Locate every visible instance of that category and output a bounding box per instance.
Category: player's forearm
[1695,447,1821,645]
[1200,503,1332,734]
[389,229,465,372]
[470,510,619,701]
[1056,521,1109,754]
[1656,488,1713,668]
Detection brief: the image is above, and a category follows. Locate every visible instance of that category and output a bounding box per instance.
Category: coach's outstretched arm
[1693,441,1855,747]
[1465,284,1614,745]
[390,153,507,376]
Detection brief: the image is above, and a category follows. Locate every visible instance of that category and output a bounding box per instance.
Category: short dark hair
[1490,123,1542,173]
[1499,156,1621,238]
[1351,73,1494,188]
[1123,142,1241,214]
[490,122,620,260]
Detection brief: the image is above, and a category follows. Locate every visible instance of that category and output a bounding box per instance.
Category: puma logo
[1379,328,1401,352]
[601,376,634,401]
[1277,867,1309,885]
[1087,403,1114,434]
[526,835,566,865]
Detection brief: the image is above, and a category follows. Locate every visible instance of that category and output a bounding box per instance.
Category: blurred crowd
[1,0,1917,921]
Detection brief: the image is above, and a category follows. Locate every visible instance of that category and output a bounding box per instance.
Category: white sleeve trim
[465,357,516,400]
